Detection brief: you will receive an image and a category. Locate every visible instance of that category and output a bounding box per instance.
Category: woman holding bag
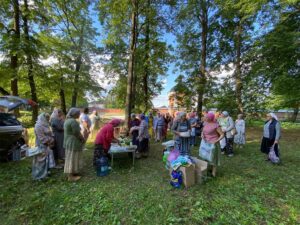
[200,112,224,177]
[32,113,56,180]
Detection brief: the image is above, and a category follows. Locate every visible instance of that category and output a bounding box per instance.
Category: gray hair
[66,108,80,118]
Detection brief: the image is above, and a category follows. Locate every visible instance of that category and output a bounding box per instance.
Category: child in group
[234,114,246,148]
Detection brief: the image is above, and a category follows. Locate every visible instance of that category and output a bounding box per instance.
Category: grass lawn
[0,126,299,225]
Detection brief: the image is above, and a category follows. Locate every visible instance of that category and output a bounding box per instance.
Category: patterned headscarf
[222,111,229,117]
[36,113,50,127]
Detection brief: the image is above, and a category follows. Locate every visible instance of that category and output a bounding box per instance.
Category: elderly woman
[129,113,140,146]
[201,112,224,177]
[155,112,165,142]
[171,112,191,156]
[261,113,281,160]
[133,114,150,158]
[189,112,198,146]
[220,111,235,157]
[32,113,56,180]
[50,109,65,162]
[94,119,122,166]
[234,114,246,148]
[89,110,101,139]
[64,108,85,181]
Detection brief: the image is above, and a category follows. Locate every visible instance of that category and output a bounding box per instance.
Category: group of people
[32,108,101,181]
[31,106,281,181]
[169,110,281,177]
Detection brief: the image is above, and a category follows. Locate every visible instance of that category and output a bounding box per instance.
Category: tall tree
[22,0,38,121]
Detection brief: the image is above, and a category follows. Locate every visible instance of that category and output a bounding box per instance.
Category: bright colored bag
[199,140,215,162]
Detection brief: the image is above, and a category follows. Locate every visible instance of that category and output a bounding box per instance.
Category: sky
[90,9,179,108]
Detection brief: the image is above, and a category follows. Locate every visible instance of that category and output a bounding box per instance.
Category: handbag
[231,128,237,136]
[199,140,215,162]
[26,146,45,157]
[268,145,280,164]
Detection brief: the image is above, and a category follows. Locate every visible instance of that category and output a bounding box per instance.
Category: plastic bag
[269,146,280,164]
[167,149,180,162]
[199,140,215,162]
[170,170,182,188]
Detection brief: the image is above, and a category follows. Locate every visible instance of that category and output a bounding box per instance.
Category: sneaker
[228,154,234,157]
[221,151,225,155]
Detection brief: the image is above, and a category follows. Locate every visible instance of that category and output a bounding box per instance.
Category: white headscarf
[269,113,278,121]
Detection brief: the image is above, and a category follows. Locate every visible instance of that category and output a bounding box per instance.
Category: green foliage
[1,127,300,224]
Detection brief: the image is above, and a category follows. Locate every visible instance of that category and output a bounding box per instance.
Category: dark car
[0,96,34,161]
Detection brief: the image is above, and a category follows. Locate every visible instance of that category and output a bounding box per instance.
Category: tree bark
[10,0,21,116]
[60,75,67,115]
[125,0,138,129]
[197,0,208,117]
[143,0,151,113]
[291,104,299,122]
[71,25,84,107]
[23,0,38,122]
[235,21,243,114]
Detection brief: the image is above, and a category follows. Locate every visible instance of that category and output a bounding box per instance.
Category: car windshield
[0,113,21,126]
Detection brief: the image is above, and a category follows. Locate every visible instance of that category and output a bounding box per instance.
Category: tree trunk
[71,56,82,107]
[197,0,208,117]
[60,75,67,115]
[291,104,299,122]
[10,0,20,98]
[235,21,243,114]
[71,25,84,108]
[23,0,38,122]
[125,0,138,129]
[143,0,151,113]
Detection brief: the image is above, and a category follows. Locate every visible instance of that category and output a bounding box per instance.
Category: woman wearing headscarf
[189,112,197,146]
[32,113,56,180]
[50,109,65,162]
[135,114,150,158]
[147,112,154,139]
[201,112,224,177]
[64,108,85,181]
[234,114,246,148]
[260,113,281,160]
[129,113,140,146]
[171,112,191,156]
[89,110,101,139]
[155,112,165,142]
[220,111,235,157]
[94,119,122,166]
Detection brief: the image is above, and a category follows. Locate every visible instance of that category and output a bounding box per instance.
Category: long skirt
[179,137,190,156]
[137,138,149,153]
[156,126,164,141]
[260,137,279,157]
[209,144,221,166]
[32,148,55,180]
[64,150,83,174]
[53,131,65,160]
[234,131,246,145]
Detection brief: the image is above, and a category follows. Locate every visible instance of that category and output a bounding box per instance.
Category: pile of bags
[162,141,208,189]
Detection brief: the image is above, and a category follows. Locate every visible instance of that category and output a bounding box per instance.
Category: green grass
[0,127,299,225]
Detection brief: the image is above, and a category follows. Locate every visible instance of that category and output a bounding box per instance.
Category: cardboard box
[190,157,208,184]
[178,164,195,188]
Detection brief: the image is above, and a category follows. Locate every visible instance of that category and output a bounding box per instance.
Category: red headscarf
[95,119,122,152]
